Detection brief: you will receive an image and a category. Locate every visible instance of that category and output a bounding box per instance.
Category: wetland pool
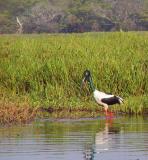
[0,116,148,160]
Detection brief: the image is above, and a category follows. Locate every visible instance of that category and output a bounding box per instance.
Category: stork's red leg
[104,106,108,116]
[105,110,108,116]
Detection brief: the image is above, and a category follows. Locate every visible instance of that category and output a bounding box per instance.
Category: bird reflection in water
[83,118,120,160]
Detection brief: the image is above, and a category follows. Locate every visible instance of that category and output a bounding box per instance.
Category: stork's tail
[117,96,124,104]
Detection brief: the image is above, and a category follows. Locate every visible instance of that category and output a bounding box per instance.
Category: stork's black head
[82,70,91,82]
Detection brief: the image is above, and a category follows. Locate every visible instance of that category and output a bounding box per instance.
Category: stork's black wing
[101,96,120,105]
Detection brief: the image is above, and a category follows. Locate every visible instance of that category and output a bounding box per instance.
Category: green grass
[0,32,148,115]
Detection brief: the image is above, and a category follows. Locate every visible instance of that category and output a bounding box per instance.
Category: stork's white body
[93,89,123,113]
[93,89,114,102]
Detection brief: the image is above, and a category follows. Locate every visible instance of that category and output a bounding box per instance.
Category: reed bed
[0,32,148,123]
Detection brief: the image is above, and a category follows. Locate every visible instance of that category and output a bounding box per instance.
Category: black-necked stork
[80,70,123,115]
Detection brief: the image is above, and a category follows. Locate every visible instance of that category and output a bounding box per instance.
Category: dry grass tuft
[0,102,37,126]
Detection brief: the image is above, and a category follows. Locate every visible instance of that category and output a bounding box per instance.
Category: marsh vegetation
[0,32,148,124]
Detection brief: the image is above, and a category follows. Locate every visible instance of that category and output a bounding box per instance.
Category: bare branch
[16,17,23,34]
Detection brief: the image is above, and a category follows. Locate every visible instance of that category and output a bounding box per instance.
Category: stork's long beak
[80,77,87,92]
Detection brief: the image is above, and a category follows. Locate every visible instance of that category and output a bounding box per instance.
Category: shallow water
[0,116,148,160]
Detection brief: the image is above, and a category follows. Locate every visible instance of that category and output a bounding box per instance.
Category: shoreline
[0,104,148,127]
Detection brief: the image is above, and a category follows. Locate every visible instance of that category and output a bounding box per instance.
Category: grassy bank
[0,32,148,124]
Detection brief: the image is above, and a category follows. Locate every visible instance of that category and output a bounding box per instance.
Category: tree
[22,2,65,33]
[104,0,144,31]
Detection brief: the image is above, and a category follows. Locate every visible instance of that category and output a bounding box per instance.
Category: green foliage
[0,0,39,33]
[0,0,147,33]
[0,32,148,114]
